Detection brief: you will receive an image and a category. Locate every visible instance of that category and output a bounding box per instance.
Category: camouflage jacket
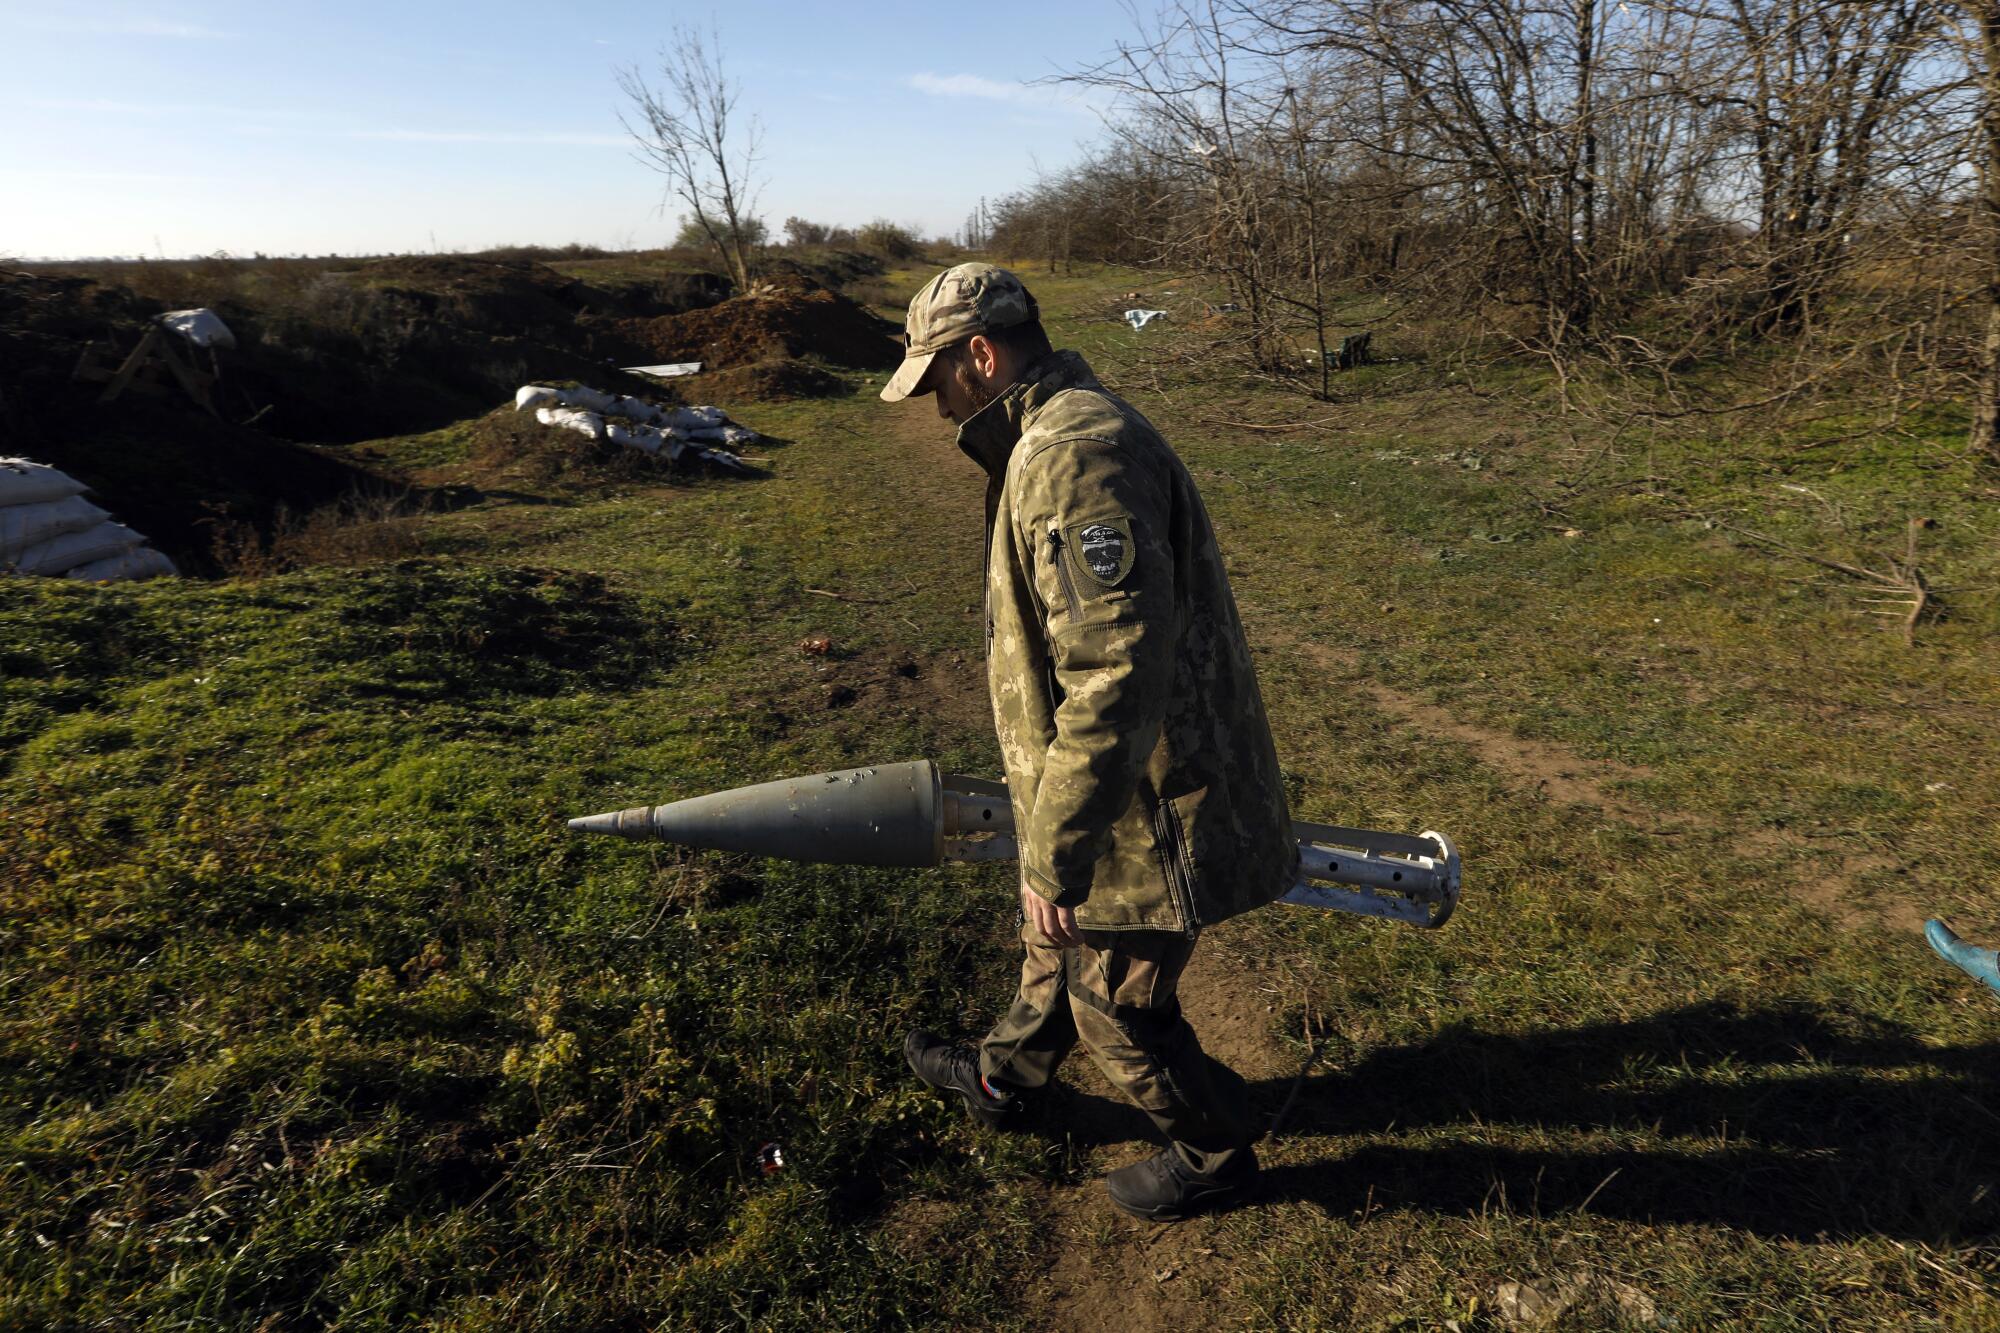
[957,350,1298,932]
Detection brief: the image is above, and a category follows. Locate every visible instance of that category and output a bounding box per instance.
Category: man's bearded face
[950,349,1001,416]
[929,342,1000,425]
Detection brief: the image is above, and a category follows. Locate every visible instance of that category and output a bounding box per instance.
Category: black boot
[1105,1146,1259,1221]
[903,1030,1023,1130]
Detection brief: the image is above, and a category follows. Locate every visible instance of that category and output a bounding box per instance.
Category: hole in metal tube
[1392,871,1403,881]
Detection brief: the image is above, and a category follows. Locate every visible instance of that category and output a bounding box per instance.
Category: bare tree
[618,26,764,290]
[1696,0,1951,335]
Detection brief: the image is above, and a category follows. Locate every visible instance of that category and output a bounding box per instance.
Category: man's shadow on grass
[1059,1000,2000,1241]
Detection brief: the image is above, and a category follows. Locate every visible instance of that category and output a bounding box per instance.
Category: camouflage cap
[880,262,1039,402]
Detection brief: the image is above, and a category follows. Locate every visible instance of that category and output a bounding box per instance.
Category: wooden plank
[97,326,160,404]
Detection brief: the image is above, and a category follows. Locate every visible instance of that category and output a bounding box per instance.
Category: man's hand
[1021,874,1083,948]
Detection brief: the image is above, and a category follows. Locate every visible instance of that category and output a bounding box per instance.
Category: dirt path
[1015,925,1301,1332]
[1274,637,1914,931]
[868,406,1307,1328]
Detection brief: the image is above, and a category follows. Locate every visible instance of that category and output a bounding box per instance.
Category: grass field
[3,261,1997,1329]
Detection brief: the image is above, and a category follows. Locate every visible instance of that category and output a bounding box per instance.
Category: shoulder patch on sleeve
[1066,516,1135,587]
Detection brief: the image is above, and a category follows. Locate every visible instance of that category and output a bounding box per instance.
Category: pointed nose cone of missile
[566,806,660,838]
[566,760,945,868]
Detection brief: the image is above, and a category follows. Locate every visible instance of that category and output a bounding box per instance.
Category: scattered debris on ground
[1,457,178,581]
[515,383,758,473]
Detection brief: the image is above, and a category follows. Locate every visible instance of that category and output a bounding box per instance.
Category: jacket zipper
[1046,528,1082,613]
[1150,800,1201,939]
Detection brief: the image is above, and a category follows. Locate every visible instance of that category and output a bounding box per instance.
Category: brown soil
[1016,923,1301,1333]
[361,256,616,336]
[609,287,902,372]
[358,256,725,334]
[699,358,848,401]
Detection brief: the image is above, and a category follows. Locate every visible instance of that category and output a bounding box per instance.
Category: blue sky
[2,2,1136,259]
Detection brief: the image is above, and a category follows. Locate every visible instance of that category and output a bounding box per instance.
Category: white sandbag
[603,421,665,457]
[10,520,144,576]
[159,308,237,349]
[527,383,749,473]
[522,384,673,425]
[536,406,607,441]
[686,424,760,446]
[666,405,727,430]
[562,386,668,425]
[557,385,623,415]
[0,458,88,507]
[0,495,110,559]
[65,546,178,582]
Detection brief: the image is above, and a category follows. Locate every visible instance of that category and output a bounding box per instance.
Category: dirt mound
[699,358,848,400]
[759,250,888,291]
[359,256,604,333]
[0,270,156,420]
[611,287,902,372]
[592,270,732,316]
[359,257,729,331]
[446,403,737,491]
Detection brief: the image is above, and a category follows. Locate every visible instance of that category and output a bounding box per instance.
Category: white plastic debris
[66,547,178,582]
[621,362,702,377]
[0,495,110,558]
[159,308,237,350]
[0,457,88,508]
[1124,308,1169,330]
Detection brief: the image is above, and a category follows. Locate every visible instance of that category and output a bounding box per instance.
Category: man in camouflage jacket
[886,263,1297,1221]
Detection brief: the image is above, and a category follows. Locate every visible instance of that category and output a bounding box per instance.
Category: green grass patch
[5,261,1997,1328]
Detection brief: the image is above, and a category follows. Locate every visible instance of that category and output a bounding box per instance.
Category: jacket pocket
[1045,526,1083,614]
[1150,788,1205,938]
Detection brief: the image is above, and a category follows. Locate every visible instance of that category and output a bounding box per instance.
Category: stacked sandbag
[514,383,758,470]
[0,458,178,582]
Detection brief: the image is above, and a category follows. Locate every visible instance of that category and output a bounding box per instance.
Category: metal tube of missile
[568,759,1460,928]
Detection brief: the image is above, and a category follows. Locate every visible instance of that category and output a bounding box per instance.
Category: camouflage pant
[978,920,1253,1177]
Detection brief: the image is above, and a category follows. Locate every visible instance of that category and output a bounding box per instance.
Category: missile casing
[568,763,944,866]
[569,759,1460,928]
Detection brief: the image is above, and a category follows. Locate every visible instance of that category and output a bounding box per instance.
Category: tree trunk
[1973,0,2000,463]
